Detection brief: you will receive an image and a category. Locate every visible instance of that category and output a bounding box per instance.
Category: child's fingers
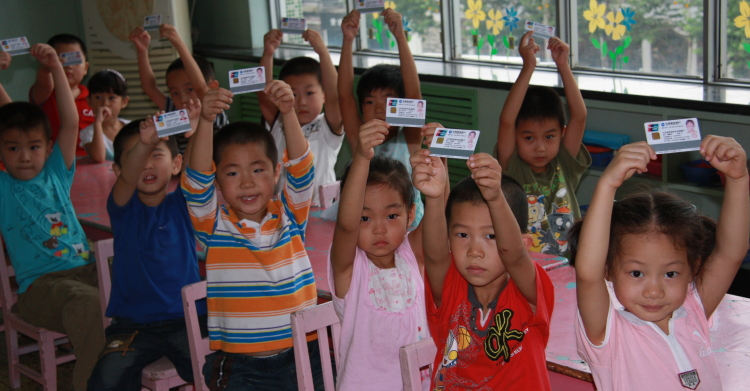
[520,31,534,48]
[410,149,432,167]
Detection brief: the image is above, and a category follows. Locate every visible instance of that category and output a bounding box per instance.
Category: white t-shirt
[267,113,343,206]
[79,118,131,161]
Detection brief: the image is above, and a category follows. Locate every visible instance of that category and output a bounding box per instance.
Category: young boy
[0,51,11,106]
[181,82,324,389]
[87,114,206,390]
[412,150,554,389]
[496,32,590,256]
[259,28,342,206]
[0,44,103,391]
[28,34,94,154]
[130,24,227,152]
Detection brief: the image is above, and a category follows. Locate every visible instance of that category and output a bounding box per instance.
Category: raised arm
[180,99,202,172]
[338,10,364,151]
[190,88,233,172]
[85,106,113,163]
[111,117,166,206]
[161,24,209,99]
[29,51,55,105]
[497,31,538,168]
[576,142,655,345]
[257,29,282,125]
[265,80,306,160]
[130,27,167,110]
[550,37,586,157]
[697,136,749,317]
[0,52,11,106]
[304,29,342,134]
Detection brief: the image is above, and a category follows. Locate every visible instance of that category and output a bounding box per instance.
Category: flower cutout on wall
[373,1,396,19]
[502,7,519,32]
[620,7,637,31]
[735,1,750,38]
[487,9,505,35]
[583,0,606,33]
[605,10,626,40]
[465,0,486,29]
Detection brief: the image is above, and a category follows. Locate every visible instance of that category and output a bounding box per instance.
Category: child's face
[609,233,691,333]
[89,92,129,120]
[283,74,325,126]
[362,88,397,123]
[114,135,181,198]
[469,132,476,141]
[215,142,281,223]
[166,69,199,110]
[357,185,414,265]
[53,43,89,89]
[686,122,695,132]
[515,118,563,174]
[0,127,53,181]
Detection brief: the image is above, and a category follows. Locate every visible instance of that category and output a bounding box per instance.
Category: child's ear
[407,203,416,226]
[121,96,130,108]
[521,233,533,250]
[560,125,567,139]
[112,162,122,177]
[208,80,220,90]
[171,153,183,176]
[46,139,54,158]
[273,162,282,185]
[83,61,90,75]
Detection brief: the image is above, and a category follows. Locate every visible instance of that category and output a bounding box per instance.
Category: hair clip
[102,68,126,83]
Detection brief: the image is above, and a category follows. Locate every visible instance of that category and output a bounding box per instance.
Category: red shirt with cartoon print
[38,85,95,155]
[425,260,554,390]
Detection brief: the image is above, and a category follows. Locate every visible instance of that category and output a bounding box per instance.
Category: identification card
[644,118,702,154]
[385,98,426,128]
[228,67,266,94]
[0,37,30,56]
[678,370,700,390]
[280,17,306,34]
[525,21,555,38]
[154,109,191,137]
[356,0,385,13]
[429,128,480,159]
[60,51,83,66]
[144,14,162,31]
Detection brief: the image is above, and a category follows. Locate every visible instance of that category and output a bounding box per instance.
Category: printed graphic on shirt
[523,166,575,256]
[484,309,525,362]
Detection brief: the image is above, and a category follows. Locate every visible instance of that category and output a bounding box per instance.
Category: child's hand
[159,24,181,44]
[601,142,655,189]
[31,44,62,70]
[184,98,202,138]
[265,80,295,114]
[141,115,167,146]
[263,29,283,56]
[383,9,404,37]
[357,119,389,160]
[519,31,539,68]
[342,10,361,42]
[129,27,151,53]
[701,135,748,180]
[548,37,570,67]
[468,153,503,202]
[0,52,11,71]
[95,106,111,124]
[411,149,446,199]
[421,122,444,146]
[201,88,233,122]
[303,29,326,54]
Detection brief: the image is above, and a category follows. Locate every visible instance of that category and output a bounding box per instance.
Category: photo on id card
[429,128,480,159]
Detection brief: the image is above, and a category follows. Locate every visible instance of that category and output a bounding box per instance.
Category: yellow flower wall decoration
[735,1,750,39]
[465,0,486,29]
[605,10,626,40]
[486,9,504,35]
[583,0,606,33]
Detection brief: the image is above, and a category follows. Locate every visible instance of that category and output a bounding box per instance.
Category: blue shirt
[107,189,206,323]
[0,145,91,293]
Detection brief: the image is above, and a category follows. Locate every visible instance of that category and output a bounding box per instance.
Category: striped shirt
[181,148,317,353]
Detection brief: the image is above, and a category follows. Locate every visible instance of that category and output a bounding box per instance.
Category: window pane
[455,0,557,63]
[575,0,703,77]
[722,0,750,80]
[280,0,348,47]
[360,0,442,57]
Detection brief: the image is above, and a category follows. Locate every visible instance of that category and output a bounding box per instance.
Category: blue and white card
[644,118,702,154]
[280,17,306,34]
[386,98,426,128]
[60,51,83,66]
[356,0,385,13]
[429,128,480,159]
[144,14,162,31]
[525,21,555,38]
[1,37,30,56]
[154,109,191,137]
[228,67,266,94]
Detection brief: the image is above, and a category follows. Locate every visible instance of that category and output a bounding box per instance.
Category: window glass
[360,0,443,57]
[723,0,750,80]
[280,0,348,47]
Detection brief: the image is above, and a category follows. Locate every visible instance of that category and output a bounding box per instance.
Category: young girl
[572,137,749,390]
[328,119,430,391]
[79,69,130,162]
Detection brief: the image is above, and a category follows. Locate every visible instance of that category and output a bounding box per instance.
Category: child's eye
[307,91,314,96]
[226,172,237,177]
[524,136,533,141]
[456,233,468,238]
[629,271,643,278]
[188,88,194,92]
[665,271,678,278]
[387,214,398,219]
[253,168,264,173]
[546,135,555,140]
[361,216,370,222]
[485,234,496,239]
[364,100,374,105]
[8,146,17,152]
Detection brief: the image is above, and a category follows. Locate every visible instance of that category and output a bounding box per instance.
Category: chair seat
[142,354,181,382]
[5,312,68,339]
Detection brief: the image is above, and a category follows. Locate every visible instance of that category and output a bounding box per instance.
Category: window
[360,0,442,57]
[722,0,750,81]
[278,0,348,47]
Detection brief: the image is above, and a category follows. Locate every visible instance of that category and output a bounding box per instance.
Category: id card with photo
[280,17,306,34]
[154,110,191,137]
[60,51,83,66]
[1,37,30,56]
[429,128,480,159]
[356,0,385,13]
[525,21,556,38]
[144,14,162,31]
[228,67,266,94]
[385,98,426,128]
[644,118,702,154]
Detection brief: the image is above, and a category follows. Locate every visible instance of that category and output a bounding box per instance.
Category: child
[0,44,103,391]
[87,111,206,391]
[328,119,429,391]
[339,8,424,225]
[497,31,590,256]
[79,69,130,162]
[181,82,324,390]
[259,28,343,206]
[571,138,749,390]
[412,148,554,389]
[130,24,228,153]
[0,51,11,106]
[29,34,94,154]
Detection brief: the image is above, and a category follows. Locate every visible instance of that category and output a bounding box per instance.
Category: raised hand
[264,80,295,114]
[468,153,504,202]
[141,114,166,146]
[548,37,570,67]
[0,52,11,71]
[201,88,233,122]
[159,24,181,44]
[600,142,655,189]
[383,8,404,37]
[184,98,202,138]
[701,135,748,180]
[411,149,446,199]
[303,29,326,54]
[95,106,112,124]
[129,27,151,53]
[31,44,62,70]
[357,119,389,160]
[519,31,540,67]
[341,10,361,42]
[263,29,283,56]
[421,122,445,146]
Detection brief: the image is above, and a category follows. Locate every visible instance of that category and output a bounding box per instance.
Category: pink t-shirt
[576,285,722,391]
[328,233,430,391]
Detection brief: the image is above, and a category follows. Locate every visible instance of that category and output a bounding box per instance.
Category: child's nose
[643,279,665,299]
[467,241,483,258]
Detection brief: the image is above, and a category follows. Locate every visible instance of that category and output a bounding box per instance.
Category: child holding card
[0,51,11,106]
[497,31,590,256]
[259,27,343,206]
[79,69,130,162]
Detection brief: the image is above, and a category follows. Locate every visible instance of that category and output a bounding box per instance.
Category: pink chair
[181,280,211,391]
[290,302,341,391]
[94,238,193,391]
[399,337,437,391]
[0,236,76,391]
[319,181,341,209]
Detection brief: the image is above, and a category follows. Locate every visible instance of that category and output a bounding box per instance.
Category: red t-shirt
[38,85,95,155]
[426,260,554,390]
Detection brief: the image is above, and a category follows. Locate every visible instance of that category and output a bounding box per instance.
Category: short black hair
[516,86,566,130]
[213,122,277,166]
[113,120,179,166]
[47,34,87,59]
[357,64,405,108]
[279,57,322,84]
[166,55,216,82]
[0,102,51,141]
[88,70,127,96]
[446,175,528,234]
[340,155,415,207]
